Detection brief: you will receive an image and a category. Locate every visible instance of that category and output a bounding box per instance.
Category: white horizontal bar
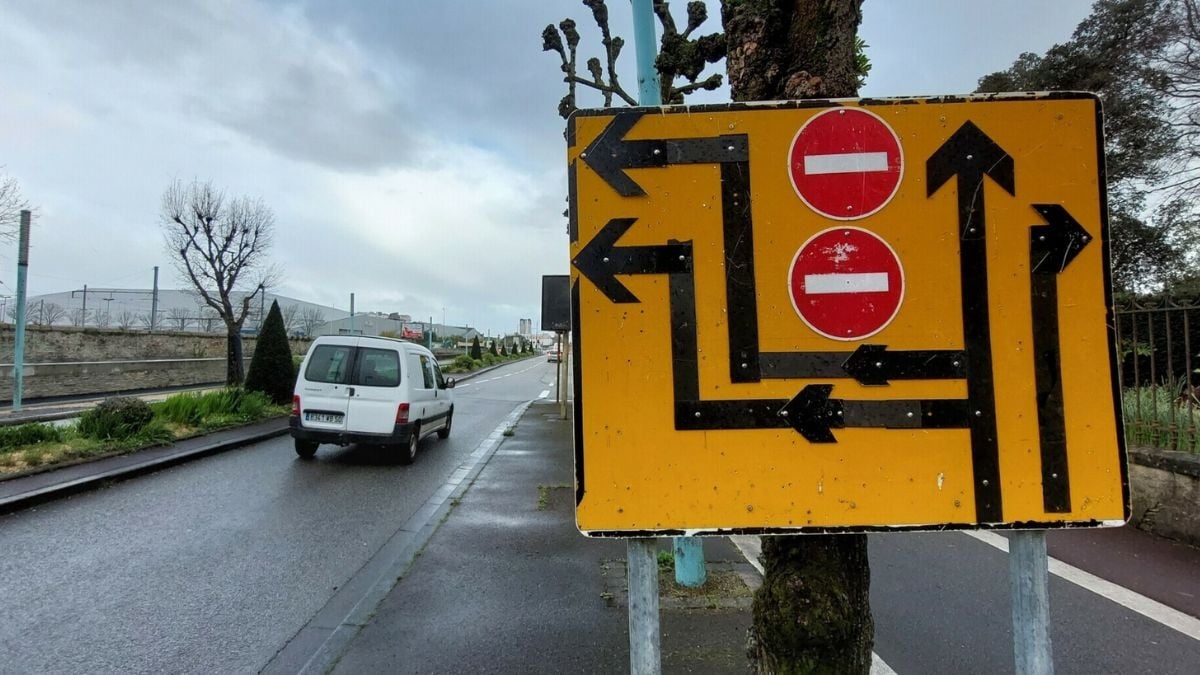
[805,272,889,294]
[804,151,889,175]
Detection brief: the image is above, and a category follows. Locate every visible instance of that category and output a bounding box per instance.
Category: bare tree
[116,310,137,330]
[68,307,89,327]
[0,169,30,241]
[137,312,154,330]
[281,303,302,335]
[161,179,279,384]
[300,307,326,336]
[94,309,111,328]
[41,302,67,326]
[199,307,221,333]
[167,306,191,332]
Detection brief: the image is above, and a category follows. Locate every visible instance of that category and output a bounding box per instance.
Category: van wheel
[294,439,318,459]
[399,427,419,465]
[437,409,453,440]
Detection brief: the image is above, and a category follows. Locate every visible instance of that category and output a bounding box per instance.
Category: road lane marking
[538,390,550,399]
[729,536,899,675]
[964,531,1200,641]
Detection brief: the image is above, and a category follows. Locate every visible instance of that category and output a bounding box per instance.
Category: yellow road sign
[567,93,1127,536]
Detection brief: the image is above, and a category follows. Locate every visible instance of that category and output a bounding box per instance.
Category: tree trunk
[721,1,874,673]
[226,322,245,385]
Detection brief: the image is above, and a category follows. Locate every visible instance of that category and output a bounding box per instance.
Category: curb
[0,422,289,515]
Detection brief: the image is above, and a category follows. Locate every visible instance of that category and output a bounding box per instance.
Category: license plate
[305,412,344,424]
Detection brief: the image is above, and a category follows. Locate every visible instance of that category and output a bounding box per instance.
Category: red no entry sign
[789,227,904,341]
[788,108,904,220]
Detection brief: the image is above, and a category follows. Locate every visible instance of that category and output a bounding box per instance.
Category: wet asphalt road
[0,358,559,674]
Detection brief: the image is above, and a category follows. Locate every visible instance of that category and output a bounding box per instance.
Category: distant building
[519,318,532,336]
[20,288,348,335]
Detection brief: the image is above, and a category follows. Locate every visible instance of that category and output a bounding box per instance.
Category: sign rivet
[875,361,883,368]
[780,410,789,417]
[975,410,983,416]
[679,255,686,261]
[602,257,610,263]
[653,148,661,155]
[906,412,914,418]
[966,154,974,160]
[982,479,990,486]
[694,411,702,418]
[953,361,961,367]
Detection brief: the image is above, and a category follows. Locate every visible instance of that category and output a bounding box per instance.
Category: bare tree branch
[0,169,31,242]
[161,179,279,384]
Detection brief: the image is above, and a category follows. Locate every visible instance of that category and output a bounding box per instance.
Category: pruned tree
[95,309,111,328]
[68,307,89,327]
[161,179,279,384]
[136,312,154,330]
[470,335,483,360]
[167,306,191,332]
[299,306,326,336]
[541,1,874,671]
[0,169,30,241]
[542,0,725,118]
[116,310,137,330]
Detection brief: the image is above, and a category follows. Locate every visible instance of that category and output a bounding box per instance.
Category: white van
[289,335,455,463]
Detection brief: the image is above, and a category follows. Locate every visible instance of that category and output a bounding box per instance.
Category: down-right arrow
[1029,203,1093,513]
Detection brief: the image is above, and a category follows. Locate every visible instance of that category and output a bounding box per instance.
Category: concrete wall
[0,325,310,402]
[1129,448,1200,546]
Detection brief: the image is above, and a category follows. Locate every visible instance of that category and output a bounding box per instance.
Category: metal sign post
[1010,530,1054,673]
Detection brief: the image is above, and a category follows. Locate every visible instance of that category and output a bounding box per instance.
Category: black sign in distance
[541,274,571,332]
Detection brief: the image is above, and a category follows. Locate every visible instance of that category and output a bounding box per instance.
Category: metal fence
[1115,296,1200,453]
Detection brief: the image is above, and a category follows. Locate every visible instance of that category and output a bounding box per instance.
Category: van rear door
[346,345,403,435]
[297,339,356,431]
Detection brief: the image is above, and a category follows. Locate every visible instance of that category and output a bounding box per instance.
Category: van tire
[437,409,453,440]
[399,426,419,465]
[294,439,318,459]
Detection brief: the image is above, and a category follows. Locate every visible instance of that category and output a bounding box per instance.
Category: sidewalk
[329,401,758,674]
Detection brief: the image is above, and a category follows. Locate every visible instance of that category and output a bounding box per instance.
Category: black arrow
[580,111,750,197]
[572,217,692,303]
[757,346,967,385]
[1030,203,1093,513]
[775,384,972,443]
[927,121,1015,524]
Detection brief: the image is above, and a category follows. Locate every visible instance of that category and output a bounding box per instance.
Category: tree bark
[226,322,245,385]
[721,1,874,673]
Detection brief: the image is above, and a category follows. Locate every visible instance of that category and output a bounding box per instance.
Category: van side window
[305,345,353,384]
[354,348,400,387]
[408,354,429,390]
[433,362,447,389]
[418,355,436,389]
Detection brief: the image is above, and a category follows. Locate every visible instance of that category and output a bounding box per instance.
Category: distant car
[547,350,561,363]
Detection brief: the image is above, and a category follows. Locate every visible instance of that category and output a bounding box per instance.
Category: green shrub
[452,355,475,371]
[244,300,296,405]
[79,397,155,440]
[0,423,63,452]
[153,388,273,427]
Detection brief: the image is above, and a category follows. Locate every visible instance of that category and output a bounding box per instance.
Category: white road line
[729,536,898,675]
[538,390,550,399]
[804,151,889,175]
[805,272,889,294]
[964,531,1200,641]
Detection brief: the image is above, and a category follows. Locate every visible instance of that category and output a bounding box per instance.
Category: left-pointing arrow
[572,217,693,303]
[778,384,972,444]
[580,111,749,197]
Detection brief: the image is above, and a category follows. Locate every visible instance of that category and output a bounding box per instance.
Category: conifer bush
[244,300,296,405]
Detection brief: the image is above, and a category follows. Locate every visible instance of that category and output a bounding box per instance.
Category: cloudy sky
[0,0,1096,336]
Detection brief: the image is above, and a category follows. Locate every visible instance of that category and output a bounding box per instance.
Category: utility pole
[12,210,32,410]
[349,293,355,334]
[151,267,159,332]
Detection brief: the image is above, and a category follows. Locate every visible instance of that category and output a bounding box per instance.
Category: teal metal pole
[12,210,31,411]
[630,0,705,589]
[631,0,662,105]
